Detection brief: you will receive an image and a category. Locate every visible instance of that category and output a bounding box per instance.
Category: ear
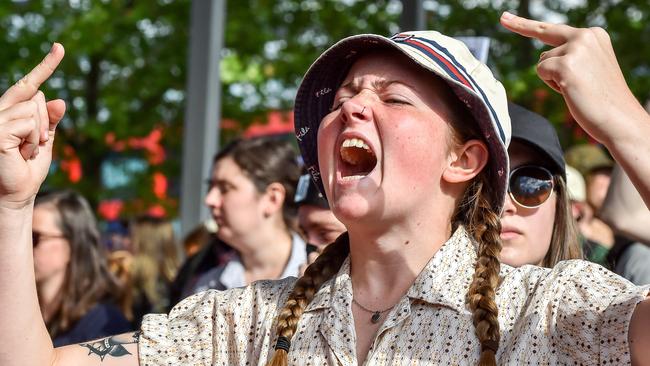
[261,182,287,217]
[442,139,489,184]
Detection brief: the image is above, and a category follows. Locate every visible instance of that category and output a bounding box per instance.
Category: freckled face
[317,51,458,226]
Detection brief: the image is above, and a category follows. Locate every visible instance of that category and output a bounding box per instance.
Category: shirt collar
[405,226,476,313]
[305,226,477,314]
[219,231,308,289]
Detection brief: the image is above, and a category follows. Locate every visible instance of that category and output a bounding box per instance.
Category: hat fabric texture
[508,102,566,180]
[564,144,614,177]
[293,31,511,212]
[294,174,330,209]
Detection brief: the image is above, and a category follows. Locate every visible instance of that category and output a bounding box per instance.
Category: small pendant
[371,312,381,323]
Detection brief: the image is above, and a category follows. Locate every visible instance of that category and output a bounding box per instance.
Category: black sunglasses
[508,165,555,209]
[32,231,66,248]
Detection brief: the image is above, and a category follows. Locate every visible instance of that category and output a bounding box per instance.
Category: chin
[330,196,373,224]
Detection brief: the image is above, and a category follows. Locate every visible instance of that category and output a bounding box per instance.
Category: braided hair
[267,234,350,366]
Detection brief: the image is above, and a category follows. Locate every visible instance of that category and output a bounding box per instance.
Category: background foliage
[0,0,648,218]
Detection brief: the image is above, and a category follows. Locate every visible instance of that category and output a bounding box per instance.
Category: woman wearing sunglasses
[2,13,650,366]
[499,103,582,268]
[32,190,132,346]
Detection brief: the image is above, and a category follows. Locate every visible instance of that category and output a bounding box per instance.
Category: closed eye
[330,97,350,112]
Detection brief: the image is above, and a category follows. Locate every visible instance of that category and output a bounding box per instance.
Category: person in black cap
[500,103,582,268]
[294,173,346,255]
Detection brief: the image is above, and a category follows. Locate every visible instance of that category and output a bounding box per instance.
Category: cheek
[527,197,557,262]
[384,121,448,184]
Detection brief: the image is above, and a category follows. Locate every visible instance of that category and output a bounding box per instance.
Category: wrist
[600,99,650,148]
[0,198,35,213]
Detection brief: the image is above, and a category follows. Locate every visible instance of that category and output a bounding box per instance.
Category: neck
[37,273,66,322]
[347,209,453,305]
[237,221,294,282]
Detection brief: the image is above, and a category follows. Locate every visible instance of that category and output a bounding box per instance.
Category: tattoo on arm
[79,332,140,361]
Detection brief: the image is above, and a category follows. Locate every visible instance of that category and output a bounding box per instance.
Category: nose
[204,186,222,209]
[340,95,372,126]
[501,193,517,217]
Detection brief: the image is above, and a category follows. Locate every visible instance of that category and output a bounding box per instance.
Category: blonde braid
[457,176,502,366]
[266,233,350,366]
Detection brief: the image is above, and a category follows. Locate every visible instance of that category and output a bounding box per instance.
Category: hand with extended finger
[0,43,66,208]
[500,12,645,145]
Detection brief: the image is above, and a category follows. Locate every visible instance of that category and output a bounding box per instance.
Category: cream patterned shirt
[139,227,649,365]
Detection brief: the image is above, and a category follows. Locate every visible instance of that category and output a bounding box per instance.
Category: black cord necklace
[352,298,394,324]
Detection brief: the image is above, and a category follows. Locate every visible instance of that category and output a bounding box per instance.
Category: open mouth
[339,137,377,180]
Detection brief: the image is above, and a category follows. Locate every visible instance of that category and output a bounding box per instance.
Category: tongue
[341,146,376,177]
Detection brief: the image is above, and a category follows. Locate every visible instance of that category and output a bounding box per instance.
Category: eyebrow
[338,79,417,93]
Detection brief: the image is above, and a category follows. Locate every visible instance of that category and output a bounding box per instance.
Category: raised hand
[0,43,66,208]
[500,11,647,146]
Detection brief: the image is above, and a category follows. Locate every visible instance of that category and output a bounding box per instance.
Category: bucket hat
[294,31,511,211]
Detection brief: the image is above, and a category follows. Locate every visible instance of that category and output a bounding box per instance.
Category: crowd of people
[0,11,649,366]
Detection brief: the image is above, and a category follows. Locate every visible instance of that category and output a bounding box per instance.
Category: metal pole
[180,0,226,236]
[400,0,426,31]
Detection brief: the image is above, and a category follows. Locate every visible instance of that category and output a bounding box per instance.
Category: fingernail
[41,131,49,141]
[502,11,515,20]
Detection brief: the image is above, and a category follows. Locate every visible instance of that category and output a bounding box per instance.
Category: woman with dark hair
[1,13,650,366]
[188,136,305,294]
[499,103,582,267]
[33,190,131,346]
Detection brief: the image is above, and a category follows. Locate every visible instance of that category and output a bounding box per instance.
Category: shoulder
[139,277,298,364]
[498,259,648,314]
[502,259,628,288]
[169,276,297,319]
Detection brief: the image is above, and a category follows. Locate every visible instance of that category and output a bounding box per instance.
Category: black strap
[274,336,291,352]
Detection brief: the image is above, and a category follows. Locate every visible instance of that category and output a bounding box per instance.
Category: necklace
[352,298,394,324]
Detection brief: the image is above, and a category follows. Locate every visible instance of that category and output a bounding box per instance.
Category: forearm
[601,104,650,209]
[629,298,650,365]
[0,203,55,366]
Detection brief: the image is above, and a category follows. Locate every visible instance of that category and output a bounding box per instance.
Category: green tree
[1,0,648,218]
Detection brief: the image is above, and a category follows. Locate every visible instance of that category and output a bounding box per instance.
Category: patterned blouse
[139,227,649,365]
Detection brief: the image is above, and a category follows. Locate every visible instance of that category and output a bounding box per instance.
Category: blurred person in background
[565,144,614,213]
[129,216,181,325]
[565,144,615,249]
[565,164,609,265]
[181,220,215,258]
[601,165,650,285]
[294,173,346,272]
[499,103,582,268]
[188,136,305,294]
[295,173,346,253]
[33,190,131,346]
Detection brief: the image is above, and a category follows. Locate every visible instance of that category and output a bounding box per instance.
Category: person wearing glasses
[32,190,131,346]
[2,13,650,366]
[499,103,582,268]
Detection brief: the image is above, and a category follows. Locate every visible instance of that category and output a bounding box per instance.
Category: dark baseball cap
[294,174,329,209]
[508,102,566,179]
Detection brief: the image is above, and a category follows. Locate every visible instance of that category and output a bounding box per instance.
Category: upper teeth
[342,138,372,152]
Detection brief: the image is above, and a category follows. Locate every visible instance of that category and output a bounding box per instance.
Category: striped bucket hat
[293,31,511,212]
